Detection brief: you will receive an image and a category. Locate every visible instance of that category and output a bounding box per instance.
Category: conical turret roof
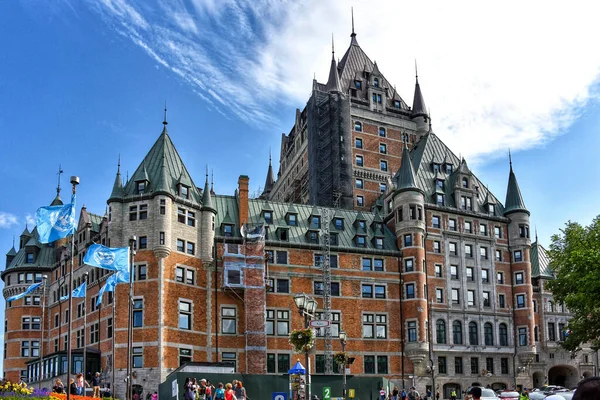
[201,173,215,213]
[412,76,428,117]
[50,194,63,206]
[109,160,124,202]
[395,142,422,193]
[20,226,31,238]
[6,246,17,256]
[261,156,275,198]
[504,161,529,216]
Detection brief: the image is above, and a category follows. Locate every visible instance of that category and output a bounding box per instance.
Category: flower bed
[0,381,117,400]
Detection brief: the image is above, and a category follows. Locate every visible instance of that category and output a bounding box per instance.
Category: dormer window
[355,80,362,89]
[330,233,338,245]
[355,235,366,247]
[354,121,362,132]
[462,177,469,188]
[373,78,379,88]
[26,253,34,264]
[446,164,453,174]
[263,211,273,224]
[334,218,344,230]
[488,204,495,215]
[372,93,382,104]
[433,163,441,173]
[358,220,366,230]
[179,185,189,199]
[394,100,401,109]
[311,216,321,229]
[136,181,146,194]
[278,228,289,242]
[222,224,234,237]
[436,179,444,189]
[374,237,384,249]
[380,183,387,193]
[308,231,319,243]
[436,194,445,207]
[287,214,297,226]
[373,222,383,232]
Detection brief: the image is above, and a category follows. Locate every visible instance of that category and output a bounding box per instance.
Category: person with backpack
[401,389,407,400]
[408,387,420,400]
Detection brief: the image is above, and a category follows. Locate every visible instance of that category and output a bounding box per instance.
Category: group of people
[52,372,105,398]
[379,386,436,400]
[183,378,247,400]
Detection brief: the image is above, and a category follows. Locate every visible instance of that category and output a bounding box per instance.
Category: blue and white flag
[35,194,76,244]
[84,243,129,272]
[59,280,87,302]
[96,269,130,307]
[7,282,42,302]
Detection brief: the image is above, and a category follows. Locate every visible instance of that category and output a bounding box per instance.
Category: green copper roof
[395,142,421,193]
[411,76,427,117]
[3,228,57,274]
[213,195,400,253]
[201,175,215,212]
[6,246,17,256]
[504,164,528,215]
[88,212,103,232]
[20,226,31,238]
[116,126,202,203]
[531,241,554,278]
[109,163,124,202]
[50,194,63,206]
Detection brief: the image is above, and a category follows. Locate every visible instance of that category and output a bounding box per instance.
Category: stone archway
[548,365,579,388]
[532,371,545,389]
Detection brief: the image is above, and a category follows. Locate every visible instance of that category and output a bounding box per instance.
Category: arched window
[436,319,446,344]
[484,322,494,346]
[373,78,379,88]
[354,121,362,132]
[499,323,508,346]
[469,322,478,345]
[453,320,463,344]
[462,177,469,188]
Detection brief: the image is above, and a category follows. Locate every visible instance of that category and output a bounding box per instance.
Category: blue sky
[1,1,600,371]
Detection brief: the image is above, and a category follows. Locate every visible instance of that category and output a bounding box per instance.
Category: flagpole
[126,237,136,400]
[111,289,116,399]
[66,176,80,400]
[39,275,48,389]
[83,271,88,391]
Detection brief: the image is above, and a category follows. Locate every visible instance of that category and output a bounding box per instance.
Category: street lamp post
[339,331,347,400]
[294,293,317,400]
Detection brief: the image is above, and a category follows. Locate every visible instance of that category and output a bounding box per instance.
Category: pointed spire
[210,169,215,195]
[261,152,275,198]
[504,155,529,216]
[395,141,422,193]
[109,156,124,201]
[201,165,215,212]
[50,164,64,206]
[412,61,428,117]
[163,101,168,126]
[21,224,31,238]
[350,7,358,45]
[325,36,342,93]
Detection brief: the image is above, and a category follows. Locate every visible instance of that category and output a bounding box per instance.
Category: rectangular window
[356,196,364,207]
[497,272,504,284]
[406,284,415,299]
[356,155,364,167]
[362,258,372,271]
[517,294,526,308]
[452,289,459,304]
[179,301,192,330]
[518,327,527,344]
[186,242,195,255]
[107,317,113,338]
[364,355,375,374]
[379,143,387,154]
[133,299,143,327]
[451,265,458,280]
[454,357,463,374]
[374,259,384,271]
[221,307,236,334]
[362,284,373,298]
[480,223,487,236]
[465,244,473,258]
[276,251,288,264]
[514,250,522,262]
[432,216,440,228]
[138,204,148,220]
[496,249,502,261]
[449,219,457,231]
[177,239,184,252]
[377,355,388,374]
[465,221,472,233]
[404,234,412,247]
[355,178,363,189]
[486,357,494,374]
[132,347,143,368]
[449,242,457,255]
[222,352,237,371]
[90,323,99,344]
[405,259,414,272]
[482,269,489,283]
[466,267,474,281]
[408,321,417,342]
[374,285,386,299]
[277,354,290,373]
[483,291,491,307]
[501,358,509,374]
[362,314,387,339]
[495,226,502,238]
[355,138,363,149]
[467,290,475,306]
[548,322,556,341]
[499,294,506,308]
[438,356,447,374]
[435,265,442,277]
[138,236,147,250]
[266,309,290,336]
[480,247,488,259]
[471,357,479,374]
[433,241,441,253]
[129,206,137,221]
[515,272,524,284]
[380,160,388,172]
[436,288,444,303]
[136,264,147,281]
[314,312,341,338]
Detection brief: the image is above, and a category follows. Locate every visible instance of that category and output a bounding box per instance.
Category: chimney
[238,175,249,227]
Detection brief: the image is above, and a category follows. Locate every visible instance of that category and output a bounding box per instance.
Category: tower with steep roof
[411,63,429,140]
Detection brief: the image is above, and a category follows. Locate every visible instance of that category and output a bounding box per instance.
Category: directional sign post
[310,320,331,328]
[323,386,331,400]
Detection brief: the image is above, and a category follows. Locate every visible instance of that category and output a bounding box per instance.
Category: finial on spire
[535,226,538,242]
[351,7,355,36]
[269,147,272,165]
[331,33,335,60]
[211,169,214,191]
[415,59,418,80]
[205,165,209,183]
[509,149,512,168]
[12,235,15,247]
[56,164,63,196]
[163,101,168,126]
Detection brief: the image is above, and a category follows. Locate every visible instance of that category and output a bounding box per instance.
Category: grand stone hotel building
[2,28,595,398]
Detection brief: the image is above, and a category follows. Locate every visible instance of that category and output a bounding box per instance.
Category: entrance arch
[548,365,579,388]
[533,371,545,389]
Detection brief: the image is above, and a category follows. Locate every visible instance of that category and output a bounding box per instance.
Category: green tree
[547,216,600,351]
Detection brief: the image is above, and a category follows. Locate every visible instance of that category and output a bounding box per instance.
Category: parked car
[498,391,520,399]
[545,391,574,400]
[464,387,500,400]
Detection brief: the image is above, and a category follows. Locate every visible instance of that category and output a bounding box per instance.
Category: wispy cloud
[25,214,36,228]
[84,0,600,162]
[0,212,18,229]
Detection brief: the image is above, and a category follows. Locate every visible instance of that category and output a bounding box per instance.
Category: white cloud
[25,214,36,227]
[86,0,600,162]
[0,212,18,229]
